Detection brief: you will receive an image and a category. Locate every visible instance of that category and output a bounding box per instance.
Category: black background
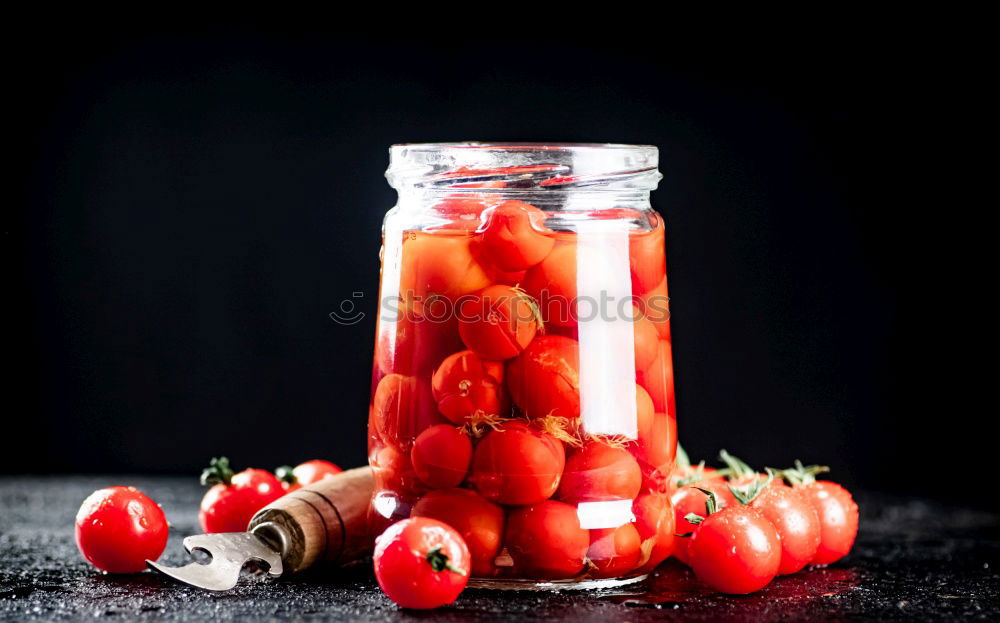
[6,22,986,504]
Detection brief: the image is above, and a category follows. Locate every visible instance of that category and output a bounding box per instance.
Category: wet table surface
[1,476,998,622]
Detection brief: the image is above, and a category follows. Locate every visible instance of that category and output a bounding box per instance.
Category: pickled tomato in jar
[368,143,676,587]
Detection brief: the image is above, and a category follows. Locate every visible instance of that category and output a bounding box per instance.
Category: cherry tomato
[411,424,473,489]
[469,421,565,505]
[399,233,491,304]
[372,444,428,498]
[632,307,660,371]
[588,524,642,578]
[276,460,343,492]
[372,373,446,447]
[796,481,859,565]
[750,485,821,575]
[671,481,737,564]
[431,350,507,424]
[429,196,489,231]
[504,500,589,579]
[632,493,675,571]
[632,388,675,471]
[374,517,471,609]
[375,300,463,376]
[75,486,168,573]
[412,488,505,576]
[478,200,554,271]
[458,285,539,361]
[506,335,581,420]
[637,339,675,416]
[522,243,577,328]
[640,275,672,340]
[557,441,642,503]
[198,457,285,534]
[687,504,781,594]
[629,224,666,296]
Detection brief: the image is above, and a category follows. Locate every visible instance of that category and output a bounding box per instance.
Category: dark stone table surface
[1,476,997,622]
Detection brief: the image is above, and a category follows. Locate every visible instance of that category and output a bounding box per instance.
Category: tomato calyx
[780,460,831,486]
[463,411,507,438]
[535,414,582,447]
[678,487,720,534]
[200,456,235,487]
[728,472,775,505]
[426,546,466,575]
[274,465,297,487]
[717,449,756,481]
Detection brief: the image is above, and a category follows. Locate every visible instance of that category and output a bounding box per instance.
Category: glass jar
[368,143,676,589]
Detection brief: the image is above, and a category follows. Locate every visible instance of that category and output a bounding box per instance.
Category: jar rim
[387,142,661,192]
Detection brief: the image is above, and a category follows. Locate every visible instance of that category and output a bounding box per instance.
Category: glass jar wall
[368,143,676,588]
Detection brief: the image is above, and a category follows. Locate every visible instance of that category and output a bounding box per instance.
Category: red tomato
[637,339,675,416]
[429,196,488,231]
[633,395,675,472]
[588,524,642,578]
[629,224,666,296]
[506,335,581,420]
[469,421,565,505]
[522,243,577,328]
[374,517,470,609]
[375,300,463,376]
[399,233,491,304]
[640,275,672,341]
[372,373,446,447]
[632,493,675,571]
[412,488,505,577]
[504,500,589,579]
[557,441,642,503]
[372,444,428,498]
[75,486,168,573]
[479,200,554,271]
[276,460,343,492]
[687,504,782,594]
[633,307,660,371]
[750,485,821,575]
[458,285,539,361]
[796,481,859,565]
[671,481,737,564]
[411,424,473,489]
[198,458,285,534]
[431,350,507,424]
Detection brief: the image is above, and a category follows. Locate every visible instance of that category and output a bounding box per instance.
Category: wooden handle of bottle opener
[248,466,375,574]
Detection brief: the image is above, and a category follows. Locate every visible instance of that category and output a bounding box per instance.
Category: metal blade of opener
[147,532,283,591]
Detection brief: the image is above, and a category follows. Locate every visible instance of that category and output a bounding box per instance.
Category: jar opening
[386,142,661,192]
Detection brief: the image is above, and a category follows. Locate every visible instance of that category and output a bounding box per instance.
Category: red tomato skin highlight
[479,200,554,271]
[411,425,473,489]
[751,485,821,574]
[458,285,538,361]
[198,469,285,534]
[373,517,471,609]
[431,350,506,424]
[671,482,737,565]
[557,442,642,503]
[588,524,642,578]
[504,500,589,579]
[412,488,505,577]
[687,505,782,594]
[797,481,859,565]
[506,335,581,420]
[75,486,169,573]
[469,421,565,506]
